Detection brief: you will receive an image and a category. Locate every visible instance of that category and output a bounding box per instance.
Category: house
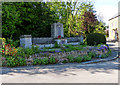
[108,12,120,41]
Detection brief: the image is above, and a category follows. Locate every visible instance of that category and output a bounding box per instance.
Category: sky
[94,0,119,25]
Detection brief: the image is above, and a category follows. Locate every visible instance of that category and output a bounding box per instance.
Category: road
[1,41,119,83]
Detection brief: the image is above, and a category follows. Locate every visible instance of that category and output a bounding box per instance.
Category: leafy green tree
[2,2,57,40]
[94,21,106,34]
[64,2,97,36]
[2,2,22,40]
[2,1,106,44]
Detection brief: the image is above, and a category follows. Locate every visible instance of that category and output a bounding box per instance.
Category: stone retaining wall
[32,37,54,44]
[20,35,83,48]
[27,50,89,64]
[32,37,82,44]
[25,46,109,65]
[66,37,80,43]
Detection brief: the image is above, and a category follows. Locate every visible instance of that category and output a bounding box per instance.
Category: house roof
[108,12,120,21]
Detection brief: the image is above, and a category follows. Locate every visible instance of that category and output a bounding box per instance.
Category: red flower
[9,48,12,51]
[2,50,4,53]
[9,44,10,47]
[58,35,61,39]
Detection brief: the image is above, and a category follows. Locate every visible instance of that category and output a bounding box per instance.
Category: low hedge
[87,33,106,46]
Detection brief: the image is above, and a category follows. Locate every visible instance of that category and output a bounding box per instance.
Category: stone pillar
[20,35,32,48]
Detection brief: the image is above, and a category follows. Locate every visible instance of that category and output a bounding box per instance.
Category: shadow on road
[2,59,119,76]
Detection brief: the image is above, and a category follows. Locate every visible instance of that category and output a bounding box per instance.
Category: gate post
[20,35,32,48]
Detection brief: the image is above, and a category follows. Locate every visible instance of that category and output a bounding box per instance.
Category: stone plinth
[55,39,67,45]
[20,35,32,48]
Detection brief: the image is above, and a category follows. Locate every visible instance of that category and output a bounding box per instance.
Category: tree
[2,2,57,40]
[94,21,106,34]
[46,1,99,37]
[2,1,104,42]
[64,2,98,36]
[79,10,98,35]
[2,2,22,39]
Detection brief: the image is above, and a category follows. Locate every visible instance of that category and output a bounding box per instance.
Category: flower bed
[26,44,111,65]
[1,38,112,67]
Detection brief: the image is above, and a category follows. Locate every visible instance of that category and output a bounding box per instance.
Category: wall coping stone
[20,35,32,38]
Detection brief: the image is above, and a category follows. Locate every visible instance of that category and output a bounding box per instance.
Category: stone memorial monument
[20,22,83,48]
[51,22,67,46]
[51,22,64,38]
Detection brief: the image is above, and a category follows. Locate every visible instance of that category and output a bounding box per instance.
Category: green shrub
[62,59,68,63]
[6,57,16,67]
[33,59,38,65]
[0,38,6,47]
[83,55,91,61]
[105,53,109,57]
[17,57,26,66]
[64,45,73,48]
[108,49,112,55]
[75,56,83,63]
[49,56,56,64]
[63,46,82,52]
[97,44,102,47]
[24,46,41,57]
[64,48,72,52]
[41,58,49,65]
[69,46,81,51]
[6,56,26,67]
[25,47,34,57]
[16,47,26,58]
[32,45,41,53]
[105,49,111,57]
[54,42,60,48]
[33,59,42,65]
[16,46,41,58]
[88,52,96,58]
[101,54,106,58]
[67,55,74,63]
[87,33,106,46]
[96,56,99,58]
[6,37,20,47]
